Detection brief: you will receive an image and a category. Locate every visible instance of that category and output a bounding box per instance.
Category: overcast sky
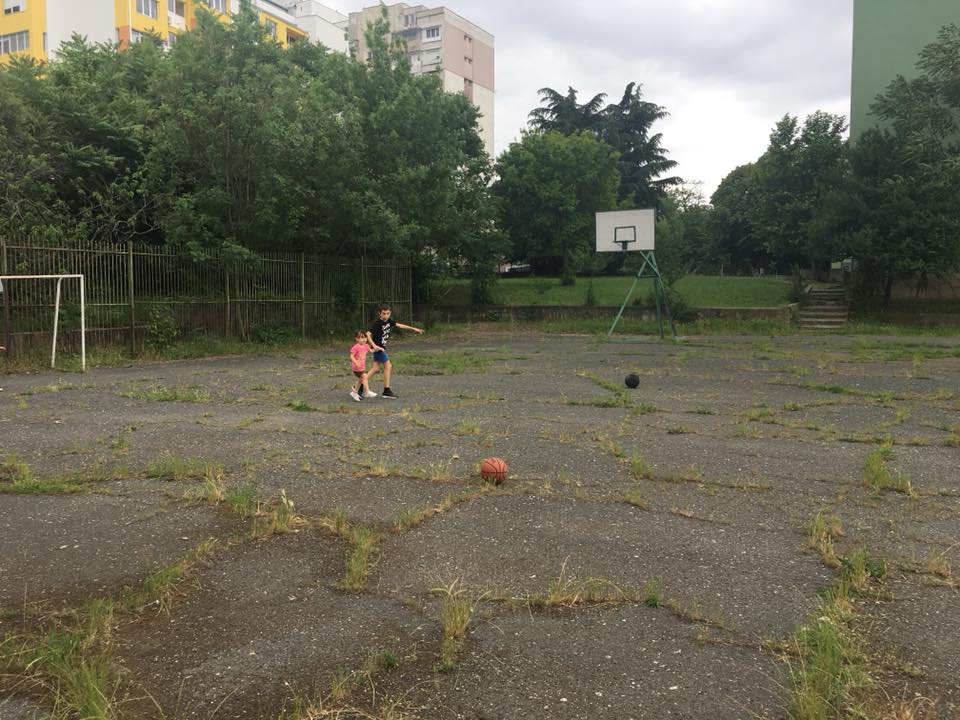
[323,0,854,199]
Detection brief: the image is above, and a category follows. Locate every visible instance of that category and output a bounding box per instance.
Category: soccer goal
[1,274,86,371]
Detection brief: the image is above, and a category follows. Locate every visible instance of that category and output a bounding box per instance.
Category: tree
[494,131,619,284]
[811,24,960,306]
[709,111,846,273]
[600,82,681,208]
[528,82,680,209]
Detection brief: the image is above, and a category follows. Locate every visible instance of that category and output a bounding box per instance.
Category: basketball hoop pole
[605,250,677,340]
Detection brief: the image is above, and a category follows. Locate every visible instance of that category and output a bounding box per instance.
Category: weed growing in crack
[862,443,914,495]
[787,583,872,720]
[332,525,381,592]
[622,490,648,509]
[183,466,227,504]
[0,599,118,720]
[146,456,221,482]
[226,483,258,517]
[630,455,654,480]
[122,539,218,611]
[432,579,475,672]
[251,490,296,538]
[807,511,843,568]
[642,579,663,608]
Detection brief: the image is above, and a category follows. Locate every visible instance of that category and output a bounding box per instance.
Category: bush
[250,322,297,344]
[645,284,695,323]
[145,305,179,350]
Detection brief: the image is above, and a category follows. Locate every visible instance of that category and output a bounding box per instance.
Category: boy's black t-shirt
[369,318,397,347]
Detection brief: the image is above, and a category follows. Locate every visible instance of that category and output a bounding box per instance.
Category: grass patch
[862,443,914,495]
[182,466,227,503]
[630,455,655,480]
[226,482,258,517]
[391,489,487,533]
[390,349,490,375]
[442,274,793,308]
[433,580,474,672]
[287,399,316,412]
[319,512,382,593]
[788,583,872,719]
[0,599,118,720]
[0,456,128,495]
[541,563,629,608]
[250,490,296,539]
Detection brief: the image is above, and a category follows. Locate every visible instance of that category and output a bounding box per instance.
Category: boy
[365,304,423,399]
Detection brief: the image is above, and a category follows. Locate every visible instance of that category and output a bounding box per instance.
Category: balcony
[168,12,186,30]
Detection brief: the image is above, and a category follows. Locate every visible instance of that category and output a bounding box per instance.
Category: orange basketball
[480,457,508,485]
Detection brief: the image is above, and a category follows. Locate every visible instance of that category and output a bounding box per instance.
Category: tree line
[2,3,958,308]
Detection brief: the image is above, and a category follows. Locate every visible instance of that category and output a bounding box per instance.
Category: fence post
[300,252,306,339]
[127,241,136,357]
[1,238,10,357]
[224,263,231,338]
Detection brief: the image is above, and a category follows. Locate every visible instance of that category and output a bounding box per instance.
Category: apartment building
[347,3,494,157]
[850,0,960,140]
[0,0,310,62]
[276,0,346,52]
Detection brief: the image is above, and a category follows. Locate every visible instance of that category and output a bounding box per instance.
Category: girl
[348,330,376,401]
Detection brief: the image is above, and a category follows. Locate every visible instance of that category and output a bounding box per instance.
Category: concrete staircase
[799,286,849,330]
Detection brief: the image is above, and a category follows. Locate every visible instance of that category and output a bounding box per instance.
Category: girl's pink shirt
[350,342,368,371]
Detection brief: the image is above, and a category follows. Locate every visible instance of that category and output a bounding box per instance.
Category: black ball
[625,373,640,389]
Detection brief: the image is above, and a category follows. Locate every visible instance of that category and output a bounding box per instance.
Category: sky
[322,0,854,199]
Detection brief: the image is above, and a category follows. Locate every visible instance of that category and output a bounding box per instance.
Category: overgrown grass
[0,598,118,720]
[0,456,128,495]
[862,443,914,495]
[441,275,794,308]
[146,456,222,482]
[788,583,872,720]
[433,580,474,672]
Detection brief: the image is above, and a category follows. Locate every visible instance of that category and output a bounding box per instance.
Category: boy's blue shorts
[373,350,389,363]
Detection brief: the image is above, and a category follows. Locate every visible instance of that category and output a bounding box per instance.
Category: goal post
[1,274,86,371]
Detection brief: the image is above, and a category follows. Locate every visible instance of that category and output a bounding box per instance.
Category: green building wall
[850,0,960,140]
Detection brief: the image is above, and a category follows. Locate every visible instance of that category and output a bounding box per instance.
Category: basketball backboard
[595,209,655,252]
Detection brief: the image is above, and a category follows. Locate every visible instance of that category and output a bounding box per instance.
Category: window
[167,32,177,45]
[136,0,158,19]
[0,30,29,54]
[3,0,25,15]
[425,26,440,39]
[130,29,144,44]
[168,0,185,15]
[403,13,416,27]
[205,0,226,12]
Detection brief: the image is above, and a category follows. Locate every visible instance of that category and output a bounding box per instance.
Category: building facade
[277,0,346,52]
[0,0,312,62]
[347,3,494,157]
[850,0,960,140]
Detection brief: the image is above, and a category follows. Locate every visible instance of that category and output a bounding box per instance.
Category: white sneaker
[349,389,361,402]
[364,390,377,398]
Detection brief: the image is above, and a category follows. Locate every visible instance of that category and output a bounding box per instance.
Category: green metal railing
[0,238,411,354]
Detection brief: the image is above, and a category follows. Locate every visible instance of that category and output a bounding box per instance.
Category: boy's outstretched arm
[395,323,424,334]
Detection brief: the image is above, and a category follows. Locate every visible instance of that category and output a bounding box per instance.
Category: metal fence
[0,238,412,354]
